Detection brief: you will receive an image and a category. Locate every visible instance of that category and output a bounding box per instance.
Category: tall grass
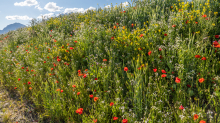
[0,0,220,122]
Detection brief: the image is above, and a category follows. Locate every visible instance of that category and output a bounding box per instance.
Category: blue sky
[0,0,130,30]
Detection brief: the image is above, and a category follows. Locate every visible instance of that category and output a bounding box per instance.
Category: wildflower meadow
[1,0,220,122]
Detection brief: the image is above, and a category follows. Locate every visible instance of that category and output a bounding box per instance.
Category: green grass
[0,0,220,122]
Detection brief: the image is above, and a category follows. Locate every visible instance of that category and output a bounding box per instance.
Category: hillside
[0,23,26,34]
[0,0,220,122]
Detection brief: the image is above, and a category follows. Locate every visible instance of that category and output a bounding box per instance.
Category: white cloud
[84,7,96,12]
[6,15,33,20]
[104,5,110,8]
[14,0,43,11]
[63,8,84,14]
[63,6,96,14]
[122,1,129,7]
[14,0,38,6]
[37,13,54,19]
[44,2,63,12]
[35,4,43,11]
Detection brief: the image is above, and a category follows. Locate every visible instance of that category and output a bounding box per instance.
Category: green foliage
[0,0,220,122]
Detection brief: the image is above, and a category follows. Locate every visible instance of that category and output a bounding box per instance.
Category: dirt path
[0,85,39,123]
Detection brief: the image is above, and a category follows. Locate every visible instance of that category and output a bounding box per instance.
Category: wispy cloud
[35,4,43,11]
[37,13,54,19]
[14,0,43,11]
[14,0,38,6]
[63,6,96,14]
[44,2,63,12]
[6,15,33,20]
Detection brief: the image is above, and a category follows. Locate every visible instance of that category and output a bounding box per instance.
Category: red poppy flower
[44,61,46,63]
[195,22,198,24]
[94,78,98,80]
[195,55,201,58]
[194,114,199,120]
[72,85,76,88]
[113,117,118,120]
[89,95,93,98]
[159,48,162,51]
[93,119,97,123]
[57,58,61,62]
[175,77,181,83]
[202,14,207,18]
[103,59,107,62]
[201,57,206,60]
[124,67,128,72]
[94,97,99,102]
[199,120,206,123]
[22,67,24,69]
[83,74,87,78]
[51,68,54,71]
[179,105,184,110]
[215,35,219,38]
[74,41,77,43]
[70,47,73,50]
[161,70,166,73]
[114,26,117,29]
[187,84,191,88]
[147,51,152,56]
[77,92,80,95]
[110,102,114,106]
[18,78,21,81]
[216,44,220,48]
[61,90,63,93]
[131,23,134,27]
[161,74,167,78]
[76,108,83,115]
[14,87,17,89]
[164,33,167,36]
[139,34,144,37]
[153,68,157,72]
[172,25,176,27]
[199,78,205,83]
[122,119,128,123]
[111,36,114,40]
[28,82,31,84]
[212,41,219,47]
